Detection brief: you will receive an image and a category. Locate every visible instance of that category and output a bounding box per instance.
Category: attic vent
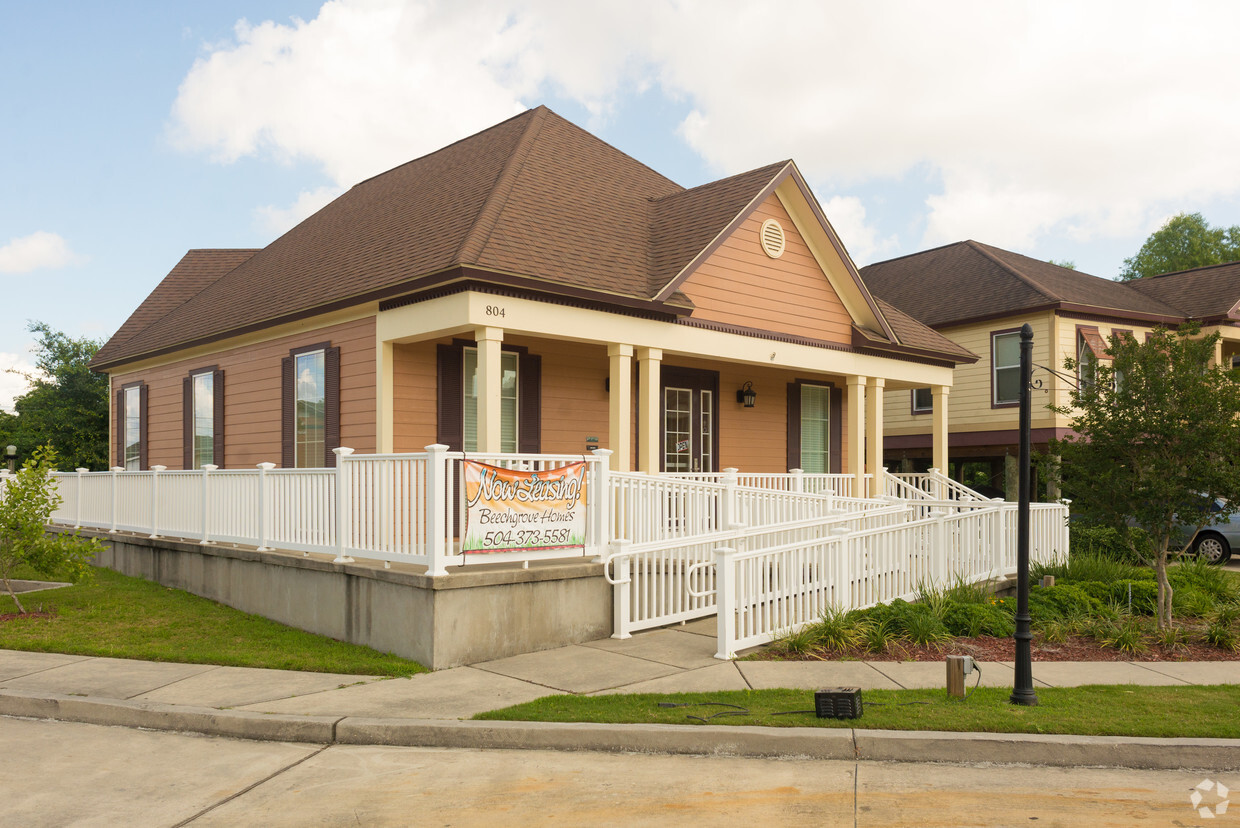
[760,219,786,259]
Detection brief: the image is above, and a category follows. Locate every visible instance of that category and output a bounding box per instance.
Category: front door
[661,367,719,473]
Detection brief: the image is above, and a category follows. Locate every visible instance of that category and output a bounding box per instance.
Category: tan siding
[392,340,438,452]
[508,336,610,456]
[109,316,376,468]
[679,195,854,343]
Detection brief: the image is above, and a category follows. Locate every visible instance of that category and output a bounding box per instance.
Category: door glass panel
[699,390,713,473]
[664,387,691,472]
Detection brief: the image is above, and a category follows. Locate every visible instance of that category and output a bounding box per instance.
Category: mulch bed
[749,632,1240,663]
[0,610,56,623]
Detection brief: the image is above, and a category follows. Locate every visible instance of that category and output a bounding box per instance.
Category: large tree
[1050,324,1240,628]
[10,322,109,471]
[1119,212,1240,281]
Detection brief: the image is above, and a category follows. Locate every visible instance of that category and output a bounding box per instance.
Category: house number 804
[486,305,506,318]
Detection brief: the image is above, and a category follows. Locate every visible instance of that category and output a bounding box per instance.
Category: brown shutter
[281,356,294,468]
[138,384,148,471]
[830,385,843,475]
[786,382,799,472]
[518,351,541,453]
[115,389,124,468]
[213,369,225,468]
[183,377,193,469]
[437,343,464,450]
[324,346,340,468]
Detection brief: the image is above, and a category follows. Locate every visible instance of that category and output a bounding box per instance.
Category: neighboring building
[92,107,973,488]
[861,241,1240,494]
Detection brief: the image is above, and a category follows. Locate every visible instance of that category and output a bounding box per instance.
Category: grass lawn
[476,685,1240,739]
[0,566,426,677]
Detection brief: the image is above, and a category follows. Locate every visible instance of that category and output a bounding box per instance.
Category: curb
[3,689,1239,771]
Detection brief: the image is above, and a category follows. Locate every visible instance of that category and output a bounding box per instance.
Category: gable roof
[860,240,1185,328]
[95,107,966,369]
[1126,260,1240,321]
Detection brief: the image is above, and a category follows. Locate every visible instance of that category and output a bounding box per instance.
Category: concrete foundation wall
[69,528,612,670]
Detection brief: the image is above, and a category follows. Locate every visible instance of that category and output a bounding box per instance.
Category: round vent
[760,219,786,259]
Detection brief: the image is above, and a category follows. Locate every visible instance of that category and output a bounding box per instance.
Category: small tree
[1050,324,1240,629]
[1119,212,1240,281]
[0,447,98,613]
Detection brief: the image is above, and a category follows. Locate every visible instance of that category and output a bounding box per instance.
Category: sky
[5,0,1240,410]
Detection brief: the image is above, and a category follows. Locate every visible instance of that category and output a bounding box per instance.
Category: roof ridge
[455,107,548,264]
[966,240,1059,303]
[649,159,789,204]
[867,239,974,268]
[1137,258,1240,280]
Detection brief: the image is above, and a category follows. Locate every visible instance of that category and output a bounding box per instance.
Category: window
[183,367,224,468]
[786,380,840,474]
[912,387,932,413]
[799,385,832,473]
[463,348,518,452]
[437,341,540,453]
[115,381,146,470]
[1077,333,1097,390]
[281,343,340,468]
[992,331,1021,405]
[124,386,142,470]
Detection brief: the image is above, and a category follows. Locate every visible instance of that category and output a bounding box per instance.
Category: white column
[475,326,504,453]
[866,377,884,498]
[636,348,662,474]
[376,339,394,453]
[846,376,866,495]
[932,385,950,473]
[608,344,633,472]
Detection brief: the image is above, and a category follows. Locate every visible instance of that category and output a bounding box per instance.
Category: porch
[40,449,1069,668]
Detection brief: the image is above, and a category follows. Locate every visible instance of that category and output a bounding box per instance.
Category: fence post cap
[591,448,613,457]
[332,447,354,458]
[202,464,219,471]
[425,443,449,452]
[789,468,803,474]
[151,465,167,472]
[257,462,277,470]
[110,466,124,473]
[75,468,89,474]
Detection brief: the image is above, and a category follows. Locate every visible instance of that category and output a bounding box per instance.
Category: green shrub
[1094,616,1149,653]
[1109,580,1158,615]
[1169,559,1239,603]
[1062,524,1154,566]
[1027,583,1099,622]
[808,604,864,651]
[941,601,1015,638]
[1172,587,1217,619]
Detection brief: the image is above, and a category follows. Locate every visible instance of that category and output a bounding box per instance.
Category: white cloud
[0,350,35,412]
[820,196,898,266]
[254,185,345,237]
[169,1,1240,255]
[0,232,84,274]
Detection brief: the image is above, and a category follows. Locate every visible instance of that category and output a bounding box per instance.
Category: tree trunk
[3,577,25,615]
[1154,548,1174,630]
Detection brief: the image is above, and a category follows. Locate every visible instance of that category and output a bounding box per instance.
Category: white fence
[40,451,1069,660]
[710,500,1070,658]
[47,447,609,576]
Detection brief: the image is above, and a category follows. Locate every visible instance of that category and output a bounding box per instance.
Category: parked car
[1172,498,1237,565]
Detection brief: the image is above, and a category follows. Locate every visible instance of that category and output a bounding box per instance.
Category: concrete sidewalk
[3,619,1239,771]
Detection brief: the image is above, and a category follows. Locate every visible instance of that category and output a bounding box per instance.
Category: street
[3,718,1229,827]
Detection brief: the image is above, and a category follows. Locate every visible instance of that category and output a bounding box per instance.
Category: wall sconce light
[736,381,757,408]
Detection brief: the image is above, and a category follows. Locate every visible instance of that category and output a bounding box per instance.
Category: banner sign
[462,460,588,554]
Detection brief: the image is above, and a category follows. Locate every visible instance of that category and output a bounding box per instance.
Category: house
[91,107,974,487]
[860,241,1240,495]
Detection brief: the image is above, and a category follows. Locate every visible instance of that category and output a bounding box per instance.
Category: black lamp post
[1010,324,1038,706]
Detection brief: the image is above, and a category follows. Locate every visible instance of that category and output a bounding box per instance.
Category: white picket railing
[710,499,1070,658]
[666,470,871,499]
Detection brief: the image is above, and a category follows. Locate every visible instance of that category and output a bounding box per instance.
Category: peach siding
[391,338,851,473]
[110,316,376,468]
[679,194,854,344]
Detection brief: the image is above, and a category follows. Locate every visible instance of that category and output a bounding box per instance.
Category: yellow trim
[101,304,379,375]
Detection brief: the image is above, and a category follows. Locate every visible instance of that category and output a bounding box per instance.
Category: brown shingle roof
[872,298,976,362]
[1126,260,1240,320]
[95,107,966,369]
[94,249,258,366]
[860,240,1184,328]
